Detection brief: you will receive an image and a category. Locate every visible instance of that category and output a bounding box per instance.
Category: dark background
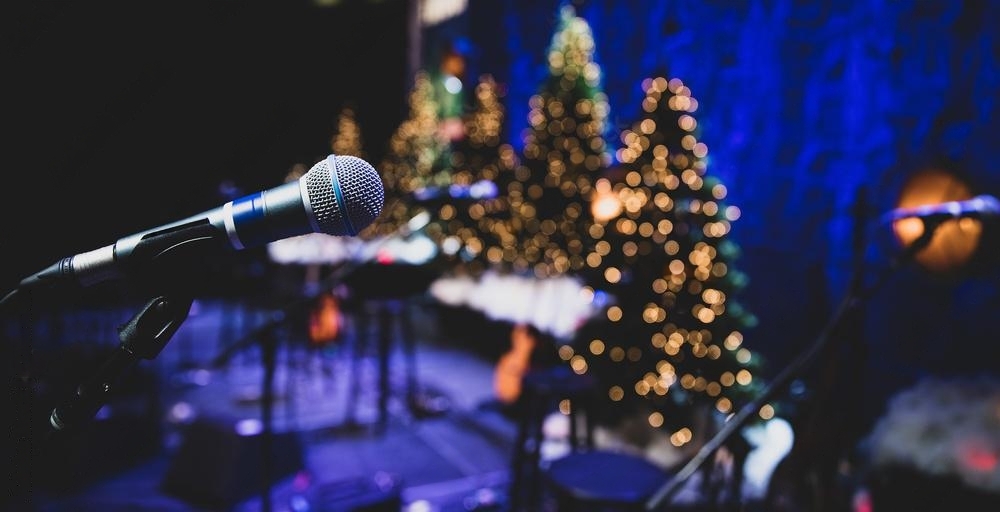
[2,0,410,292]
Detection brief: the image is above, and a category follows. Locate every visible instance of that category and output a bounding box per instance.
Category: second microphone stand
[644,214,949,511]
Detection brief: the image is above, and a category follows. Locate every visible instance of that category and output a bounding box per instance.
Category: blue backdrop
[454,0,1000,432]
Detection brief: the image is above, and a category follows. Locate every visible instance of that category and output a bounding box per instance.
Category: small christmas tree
[428,74,518,277]
[330,104,366,160]
[574,75,766,445]
[363,71,451,240]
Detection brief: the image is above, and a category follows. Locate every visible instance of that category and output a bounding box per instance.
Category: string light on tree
[365,70,452,240]
[573,75,767,444]
[330,105,366,160]
[429,74,518,277]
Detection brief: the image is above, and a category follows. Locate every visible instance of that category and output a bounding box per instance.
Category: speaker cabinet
[161,418,305,509]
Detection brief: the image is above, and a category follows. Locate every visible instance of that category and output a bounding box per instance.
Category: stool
[344,298,423,430]
[508,365,596,511]
[542,450,671,511]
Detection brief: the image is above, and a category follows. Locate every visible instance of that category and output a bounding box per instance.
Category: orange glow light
[891,168,982,273]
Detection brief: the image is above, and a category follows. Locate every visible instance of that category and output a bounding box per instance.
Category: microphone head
[302,154,384,236]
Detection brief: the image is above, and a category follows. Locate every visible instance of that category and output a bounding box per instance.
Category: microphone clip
[49,294,192,432]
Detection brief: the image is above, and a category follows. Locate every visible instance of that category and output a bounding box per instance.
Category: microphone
[15,154,384,294]
[882,194,1000,223]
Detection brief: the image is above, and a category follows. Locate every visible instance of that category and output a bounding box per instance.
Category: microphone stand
[644,216,947,511]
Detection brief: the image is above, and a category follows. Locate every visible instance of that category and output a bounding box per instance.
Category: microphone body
[884,194,1000,223]
[18,154,383,292]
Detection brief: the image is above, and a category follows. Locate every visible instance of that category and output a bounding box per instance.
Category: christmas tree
[573,75,767,445]
[426,4,612,406]
[491,3,612,279]
[483,3,615,404]
[363,70,451,241]
[428,74,518,277]
[330,104,366,160]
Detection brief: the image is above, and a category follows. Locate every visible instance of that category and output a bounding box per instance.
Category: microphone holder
[644,215,947,511]
[48,293,192,433]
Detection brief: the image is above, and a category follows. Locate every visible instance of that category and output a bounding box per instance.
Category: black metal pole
[645,217,945,511]
[259,328,278,512]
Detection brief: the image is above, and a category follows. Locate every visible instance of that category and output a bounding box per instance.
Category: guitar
[493,323,538,404]
[308,292,343,347]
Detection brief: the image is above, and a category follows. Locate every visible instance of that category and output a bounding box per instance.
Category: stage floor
[12,295,522,512]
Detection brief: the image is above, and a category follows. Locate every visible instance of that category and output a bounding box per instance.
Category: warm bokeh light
[591,178,623,222]
[891,168,982,273]
[758,403,775,420]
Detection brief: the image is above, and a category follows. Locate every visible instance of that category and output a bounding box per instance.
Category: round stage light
[891,168,983,274]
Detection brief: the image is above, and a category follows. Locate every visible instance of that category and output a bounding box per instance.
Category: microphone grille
[304,154,384,236]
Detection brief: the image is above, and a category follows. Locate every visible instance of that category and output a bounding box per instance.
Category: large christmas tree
[573,75,767,445]
[424,4,613,406]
